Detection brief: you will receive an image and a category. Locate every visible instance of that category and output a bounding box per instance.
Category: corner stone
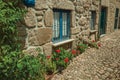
[43,42,52,56]
[24,8,36,27]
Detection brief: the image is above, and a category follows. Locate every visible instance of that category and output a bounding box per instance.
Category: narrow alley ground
[51,30,120,80]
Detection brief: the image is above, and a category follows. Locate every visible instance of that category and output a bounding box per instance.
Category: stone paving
[51,30,120,80]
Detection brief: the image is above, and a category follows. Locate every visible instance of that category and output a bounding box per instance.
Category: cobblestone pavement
[51,30,120,80]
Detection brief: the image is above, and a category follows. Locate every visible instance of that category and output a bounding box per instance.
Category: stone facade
[19,0,120,56]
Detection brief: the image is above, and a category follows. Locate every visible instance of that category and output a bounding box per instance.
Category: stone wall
[104,0,120,33]
[19,0,120,56]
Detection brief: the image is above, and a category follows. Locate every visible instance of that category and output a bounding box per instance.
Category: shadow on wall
[17,20,27,49]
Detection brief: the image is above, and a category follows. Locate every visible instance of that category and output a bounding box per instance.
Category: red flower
[98,43,101,47]
[64,57,69,63]
[46,56,51,59]
[56,58,59,61]
[56,49,61,53]
[71,50,76,55]
[92,40,95,42]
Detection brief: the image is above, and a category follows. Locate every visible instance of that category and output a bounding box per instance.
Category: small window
[52,9,70,43]
[90,11,96,30]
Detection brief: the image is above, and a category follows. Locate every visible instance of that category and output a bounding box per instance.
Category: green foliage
[45,57,57,75]
[77,43,88,53]
[90,42,99,49]
[0,45,45,80]
[0,0,46,80]
[0,0,25,48]
[52,48,73,71]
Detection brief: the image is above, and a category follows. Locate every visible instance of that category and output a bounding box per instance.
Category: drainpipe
[97,0,101,40]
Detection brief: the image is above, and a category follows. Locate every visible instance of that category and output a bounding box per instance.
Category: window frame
[90,11,96,30]
[114,8,119,29]
[52,9,71,43]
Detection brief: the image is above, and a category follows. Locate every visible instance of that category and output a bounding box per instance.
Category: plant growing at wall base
[0,45,46,80]
[0,0,46,80]
[52,48,72,72]
[45,55,57,75]
[77,43,88,53]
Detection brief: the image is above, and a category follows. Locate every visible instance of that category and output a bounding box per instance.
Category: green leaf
[17,63,23,70]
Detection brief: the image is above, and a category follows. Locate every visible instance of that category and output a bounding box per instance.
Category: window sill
[52,39,74,47]
[90,30,98,33]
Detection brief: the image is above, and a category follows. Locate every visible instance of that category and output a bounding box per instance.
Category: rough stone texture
[28,28,52,46]
[35,11,44,16]
[78,16,88,26]
[76,6,84,13]
[71,11,76,27]
[71,27,80,35]
[53,1,75,10]
[35,0,48,10]
[44,10,53,27]
[101,0,109,7]
[38,22,43,27]
[51,30,120,80]
[43,42,52,56]
[37,16,43,21]
[24,8,36,27]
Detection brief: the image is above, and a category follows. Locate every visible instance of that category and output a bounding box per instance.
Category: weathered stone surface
[71,11,76,27]
[38,22,43,27]
[76,6,84,13]
[23,46,43,56]
[37,16,43,21]
[28,28,52,46]
[28,30,39,46]
[35,11,44,16]
[35,28,52,45]
[82,30,90,36]
[83,3,90,9]
[101,0,109,7]
[53,1,75,10]
[71,27,80,34]
[24,8,36,27]
[79,16,87,26]
[44,10,53,27]
[43,42,52,56]
[35,0,48,10]
[71,35,77,48]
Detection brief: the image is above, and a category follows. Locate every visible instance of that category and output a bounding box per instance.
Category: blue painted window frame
[52,9,70,43]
